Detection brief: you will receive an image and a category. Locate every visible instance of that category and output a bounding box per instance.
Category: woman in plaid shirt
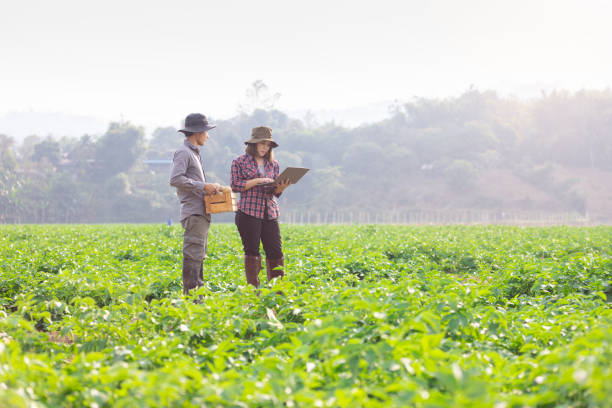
[231,126,291,288]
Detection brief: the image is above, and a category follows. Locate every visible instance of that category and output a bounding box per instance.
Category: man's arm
[169,150,205,192]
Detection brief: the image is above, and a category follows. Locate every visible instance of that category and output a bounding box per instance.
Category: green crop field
[0,224,611,407]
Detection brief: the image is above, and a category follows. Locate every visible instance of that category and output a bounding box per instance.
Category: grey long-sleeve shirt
[169,140,208,221]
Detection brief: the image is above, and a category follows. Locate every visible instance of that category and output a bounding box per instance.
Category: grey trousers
[180,214,211,295]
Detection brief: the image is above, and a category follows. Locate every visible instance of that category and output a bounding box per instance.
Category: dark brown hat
[244,126,278,147]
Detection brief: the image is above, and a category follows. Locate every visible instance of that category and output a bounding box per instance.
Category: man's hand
[204,183,221,195]
[275,178,291,194]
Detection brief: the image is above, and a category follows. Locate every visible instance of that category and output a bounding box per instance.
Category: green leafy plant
[0,224,611,406]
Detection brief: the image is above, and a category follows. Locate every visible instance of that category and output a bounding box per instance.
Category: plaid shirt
[231,154,281,219]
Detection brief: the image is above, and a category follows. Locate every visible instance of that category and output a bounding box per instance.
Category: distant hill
[1,101,399,144]
[2,90,612,224]
[554,167,612,223]
[423,167,612,223]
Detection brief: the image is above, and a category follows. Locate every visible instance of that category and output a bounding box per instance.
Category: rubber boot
[266,257,285,282]
[182,259,203,295]
[244,255,261,288]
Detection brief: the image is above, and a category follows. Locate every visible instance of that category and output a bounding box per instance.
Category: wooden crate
[204,189,237,214]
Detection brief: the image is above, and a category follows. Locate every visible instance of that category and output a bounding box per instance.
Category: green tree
[341,142,386,176]
[0,134,17,170]
[148,126,179,159]
[18,135,42,160]
[444,159,477,191]
[33,139,61,165]
[95,122,144,178]
[310,167,345,212]
[238,80,281,114]
[0,135,19,222]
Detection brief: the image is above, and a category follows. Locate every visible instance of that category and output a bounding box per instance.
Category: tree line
[1,88,612,224]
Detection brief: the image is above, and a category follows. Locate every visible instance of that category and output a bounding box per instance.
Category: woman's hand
[275,178,291,194]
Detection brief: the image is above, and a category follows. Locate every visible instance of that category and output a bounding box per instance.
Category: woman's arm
[231,158,273,192]
[230,158,247,193]
[245,178,274,191]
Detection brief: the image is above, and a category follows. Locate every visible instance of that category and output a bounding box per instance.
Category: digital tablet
[259,167,309,185]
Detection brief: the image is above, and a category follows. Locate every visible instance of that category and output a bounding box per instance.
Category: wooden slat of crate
[204,190,237,214]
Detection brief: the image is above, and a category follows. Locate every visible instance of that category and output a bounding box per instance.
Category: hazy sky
[1,0,611,132]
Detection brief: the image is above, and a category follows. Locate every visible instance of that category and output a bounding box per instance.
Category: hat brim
[179,124,216,134]
[244,138,278,148]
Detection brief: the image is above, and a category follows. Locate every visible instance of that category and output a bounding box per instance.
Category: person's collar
[184,139,200,152]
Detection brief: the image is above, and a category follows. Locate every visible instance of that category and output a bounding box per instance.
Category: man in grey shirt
[170,113,220,296]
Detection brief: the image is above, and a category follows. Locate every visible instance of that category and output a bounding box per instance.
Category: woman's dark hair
[245,143,274,161]
[181,131,195,137]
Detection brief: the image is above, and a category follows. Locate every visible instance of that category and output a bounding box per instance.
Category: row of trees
[1,88,611,223]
